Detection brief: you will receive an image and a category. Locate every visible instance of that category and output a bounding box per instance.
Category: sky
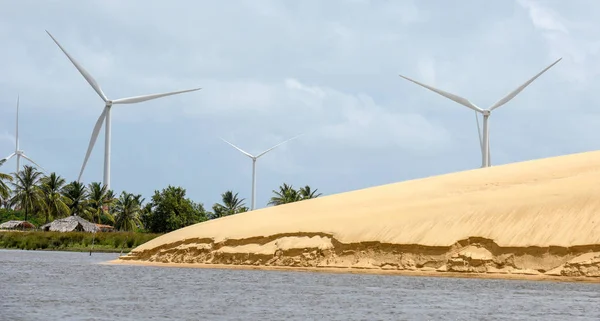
[1,0,599,210]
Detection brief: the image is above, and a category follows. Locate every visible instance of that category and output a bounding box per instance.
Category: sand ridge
[119,150,600,279]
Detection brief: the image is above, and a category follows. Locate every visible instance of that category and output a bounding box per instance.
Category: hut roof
[42,215,99,233]
[0,220,36,230]
[95,224,115,232]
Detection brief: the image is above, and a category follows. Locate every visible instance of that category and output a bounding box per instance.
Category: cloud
[518,0,568,33]
[2,0,600,208]
[517,0,600,86]
[183,77,449,153]
[416,57,437,86]
[0,132,15,148]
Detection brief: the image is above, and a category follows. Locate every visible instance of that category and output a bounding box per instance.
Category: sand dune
[119,151,600,279]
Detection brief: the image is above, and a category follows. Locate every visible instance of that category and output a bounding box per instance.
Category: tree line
[0,165,321,233]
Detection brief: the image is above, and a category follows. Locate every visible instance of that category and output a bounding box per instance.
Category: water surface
[1,249,599,320]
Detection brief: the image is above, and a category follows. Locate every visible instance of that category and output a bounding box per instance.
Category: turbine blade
[15,95,19,151]
[256,134,303,158]
[78,108,107,181]
[220,138,254,158]
[112,88,202,104]
[399,74,483,113]
[2,153,16,163]
[45,30,108,102]
[489,58,562,111]
[20,154,46,173]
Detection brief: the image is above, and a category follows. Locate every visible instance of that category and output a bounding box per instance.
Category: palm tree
[104,189,117,223]
[105,189,116,203]
[62,181,91,219]
[212,191,248,218]
[88,182,115,224]
[39,172,71,223]
[0,170,13,208]
[268,183,301,206]
[114,191,143,231]
[10,165,44,222]
[299,185,322,200]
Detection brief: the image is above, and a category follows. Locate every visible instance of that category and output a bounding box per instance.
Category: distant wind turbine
[220,134,303,210]
[46,30,201,190]
[399,58,562,168]
[2,96,45,173]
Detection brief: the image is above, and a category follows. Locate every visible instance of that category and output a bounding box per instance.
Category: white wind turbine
[399,58,562,168]
[2,96,45,172]
[220,134,303,210]
[46,30,201,190]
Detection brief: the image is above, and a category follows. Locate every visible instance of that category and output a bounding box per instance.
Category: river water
[1,249,600,320]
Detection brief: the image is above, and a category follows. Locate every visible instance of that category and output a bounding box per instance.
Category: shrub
[0,231,161,252]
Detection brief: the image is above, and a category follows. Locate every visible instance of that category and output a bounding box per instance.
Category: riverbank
[0,231,162,253]
[115,232,600,282]
[106,259,600,283]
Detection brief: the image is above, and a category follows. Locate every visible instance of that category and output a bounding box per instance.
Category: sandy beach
[116,150,600,281]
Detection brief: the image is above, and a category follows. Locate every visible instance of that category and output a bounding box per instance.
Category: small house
[40,215,99,233]
[0,220,36,231]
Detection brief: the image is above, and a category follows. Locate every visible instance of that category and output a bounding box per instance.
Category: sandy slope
[119,150,600,279]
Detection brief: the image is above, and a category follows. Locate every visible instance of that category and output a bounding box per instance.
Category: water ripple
[1,249,600,320]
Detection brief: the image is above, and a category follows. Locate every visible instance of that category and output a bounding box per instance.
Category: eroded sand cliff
[118,150,600,280]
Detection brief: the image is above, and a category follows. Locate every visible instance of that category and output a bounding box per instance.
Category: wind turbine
[220,134,303,210]
[46,30,201,190]
[399,58,561,168]
[2,96,45,172]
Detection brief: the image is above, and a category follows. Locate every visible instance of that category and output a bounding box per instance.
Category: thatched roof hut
[0,220,36,230]
[41,215,99,233]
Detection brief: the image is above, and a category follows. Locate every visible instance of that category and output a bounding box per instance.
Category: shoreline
[0,246,131,253]
[105,259,600,284]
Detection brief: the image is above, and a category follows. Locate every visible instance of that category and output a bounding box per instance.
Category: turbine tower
[220,134,302,210]
[1,96,45,172]
[46,30,201,190]
[399,58,561,168]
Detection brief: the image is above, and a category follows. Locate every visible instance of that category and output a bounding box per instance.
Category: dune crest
[119,150,600,279]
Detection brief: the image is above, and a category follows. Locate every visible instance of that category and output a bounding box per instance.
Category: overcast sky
[1,0,598,209]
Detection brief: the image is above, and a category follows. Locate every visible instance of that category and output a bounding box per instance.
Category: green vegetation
[268,184,323,205]
[0,164,322,251]
[141,186,207,233]
[0,231,160,252]
[211,191,248,219]
[0,208,43,227]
